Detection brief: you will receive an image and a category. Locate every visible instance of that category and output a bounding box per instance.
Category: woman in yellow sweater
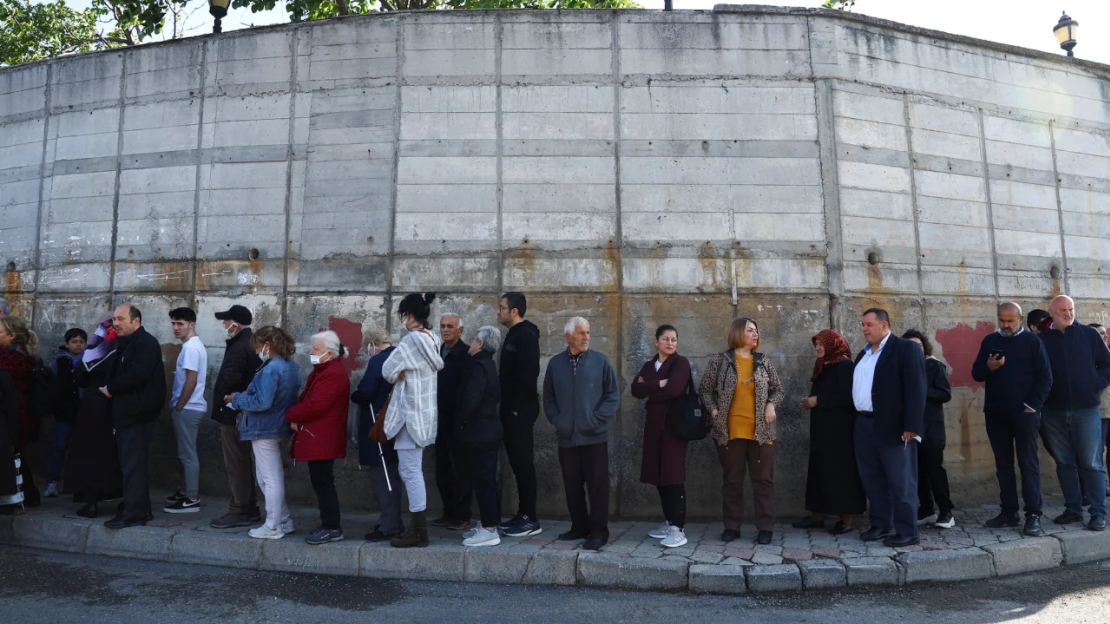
[698,317,785,545]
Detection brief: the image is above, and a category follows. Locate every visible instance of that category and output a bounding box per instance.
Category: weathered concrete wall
[3,6,1110,519]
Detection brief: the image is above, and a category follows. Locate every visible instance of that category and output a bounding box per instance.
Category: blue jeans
[46,421,73,483]
[1041,407,1107,518]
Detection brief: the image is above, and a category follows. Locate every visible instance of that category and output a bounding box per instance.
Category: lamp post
[209,0,231,35]
[1053,11,1078,57]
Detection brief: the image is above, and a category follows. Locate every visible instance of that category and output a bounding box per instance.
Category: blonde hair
[251,326,296,359]
[727,317,759,351]
[0,316,40,361]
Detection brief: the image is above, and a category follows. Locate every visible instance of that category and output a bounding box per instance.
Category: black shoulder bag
[668,367,708,441]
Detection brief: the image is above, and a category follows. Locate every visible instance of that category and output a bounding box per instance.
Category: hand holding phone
[987,349,1005,371]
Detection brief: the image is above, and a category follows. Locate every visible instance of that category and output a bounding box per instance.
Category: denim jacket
[233,357,301,441]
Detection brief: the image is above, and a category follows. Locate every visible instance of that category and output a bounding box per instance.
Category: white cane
[370,410,392,492]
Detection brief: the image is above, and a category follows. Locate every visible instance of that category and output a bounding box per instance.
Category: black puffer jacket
[455,350,502,445]
[211,328,261,425]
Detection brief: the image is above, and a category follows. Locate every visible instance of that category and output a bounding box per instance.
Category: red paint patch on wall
[320,317,363,374]
[935,321,996,389]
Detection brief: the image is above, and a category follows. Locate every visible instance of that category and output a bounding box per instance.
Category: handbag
[368,391,392,443]
[669,370,708,441]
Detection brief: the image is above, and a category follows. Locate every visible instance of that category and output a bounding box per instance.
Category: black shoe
[305,527,344,545]
[1054,510,1084,525]
[499,514,523,531]
[1023,515,1045,537]
[431,514,452,527]
[76,503,99,519]
[104,516,147,530]
[558,529,590,541]
[883,534,920,547]
[721,529,741,542]
[985,512,1020,528]
[582,536,605,551]
[756,530,773,545]
[446,518,473,531]
[934,511,956,529]
[210,512,254,529]
[1088,516,1107,532]
[860,527,896,541]
[830,521,853,535]
[163,498,200,514]
[165,489,186,505]
[791,517,824,529]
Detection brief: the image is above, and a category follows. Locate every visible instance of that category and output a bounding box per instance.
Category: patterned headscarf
[81,318,118,371]
[811,329,853,382]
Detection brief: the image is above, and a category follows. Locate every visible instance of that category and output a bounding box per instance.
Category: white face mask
[309,354,322,365]
[259,346,270,362]
[225,323,239,339]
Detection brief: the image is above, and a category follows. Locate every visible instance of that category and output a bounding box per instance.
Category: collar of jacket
[227,326,251,347]
[312,357,344,373]
[470,349,493,363]
[722,350,764,369]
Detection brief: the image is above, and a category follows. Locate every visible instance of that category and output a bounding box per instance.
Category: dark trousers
[1103,419,1110,494]
[657,483,686,528]
[15,443,39,506]
[501,406,538,519]
[855,415,918,539]
[985,410,1042,516]
[434,422,472,521]
[115,420,155,521]
[220,423,257,516]
[47,421,73,483]
[308,460,341,531]
[716,439,775,531]
[369,462,403,535]
[558,442,609,539]
[466,441,501,529]
[917,445,953,516]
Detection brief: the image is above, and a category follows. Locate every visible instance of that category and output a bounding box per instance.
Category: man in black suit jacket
[100,304,166,529]
[852,308,927,547]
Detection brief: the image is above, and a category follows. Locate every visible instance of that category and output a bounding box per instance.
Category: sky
[62,0,1110,65]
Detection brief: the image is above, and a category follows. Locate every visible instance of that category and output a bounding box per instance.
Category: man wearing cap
[209,305,263,529]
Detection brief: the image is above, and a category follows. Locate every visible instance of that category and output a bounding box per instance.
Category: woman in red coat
[286,330,350,546]
[631,324,692,549]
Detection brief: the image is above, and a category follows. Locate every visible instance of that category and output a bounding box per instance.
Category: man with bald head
[1038,295,1110,531]
[972,302,1053,536]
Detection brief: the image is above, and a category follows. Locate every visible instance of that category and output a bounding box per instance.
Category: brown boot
[390,511,429,548]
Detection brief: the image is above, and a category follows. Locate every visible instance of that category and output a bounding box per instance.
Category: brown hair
[0,316,39,361]
[251,326,296,359]
[727,316,759,350]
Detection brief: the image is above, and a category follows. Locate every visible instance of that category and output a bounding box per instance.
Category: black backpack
[22,355,57,430]
[669,371,709,441]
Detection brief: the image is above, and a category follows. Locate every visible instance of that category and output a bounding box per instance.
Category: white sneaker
[648,522,670,539]
[660,525,687,548]
[43,482,60,498]
[249,524,285,540]
[280,519,295,535]
[463,527,501,547]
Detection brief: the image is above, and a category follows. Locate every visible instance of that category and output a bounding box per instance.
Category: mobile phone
[989,349,1004,358]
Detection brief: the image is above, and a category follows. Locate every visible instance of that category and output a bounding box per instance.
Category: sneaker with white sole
[462,524,481,540]
[165,489,187,505]
[249,524,285,540]
[917,512,937,525]
[660,525,688,548]
[43,482,60,498]
[163,498,200,513]
[648,522,670,539]
[934,511,956,529]
[280,519,295,535]
[463,527,501,547]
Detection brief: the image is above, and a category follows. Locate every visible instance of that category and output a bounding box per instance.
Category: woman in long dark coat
[793,329,867,535]
[631,324,692,549]
[63,318,123,517]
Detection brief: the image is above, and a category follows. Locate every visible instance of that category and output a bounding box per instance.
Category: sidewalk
[3,492,1110,594]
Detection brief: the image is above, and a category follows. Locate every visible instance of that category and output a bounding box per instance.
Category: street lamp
[1053,11,1078,57]
[209,0,231,35]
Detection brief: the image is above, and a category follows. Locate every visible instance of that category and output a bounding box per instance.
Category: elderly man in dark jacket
[543,316,620,551]
[209,305,262,529]
[434,313,473,530]
[102,304,167,529]
[456,326,505,547]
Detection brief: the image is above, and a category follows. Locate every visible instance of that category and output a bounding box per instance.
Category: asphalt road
[2,546,1109,623]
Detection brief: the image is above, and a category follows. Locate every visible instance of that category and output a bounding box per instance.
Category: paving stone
[721,557,754,566]
[463,547,532,584]
[261,537,362,577]
[546,541,578,550]
[170,530,262,569]
[604,544,637,554]
[842,556,902,587]
[745,563,802,593]
[86,524,178,561]
[782,548,813,561]
[689,564,747,594]
[690,550,724,564]
[753,544,783,554]
[898,548,994,583]
[696,544,725,553]
[666,546,695,557]
[798,559,846,589]
[724,547,754,560]
[1054,529,1110,565]
[577,552,689,591]
[751,552,784,565]
[981,537,1063,576]
[810,545,840,559]
[523,549,578,585]
[12,515,91,554]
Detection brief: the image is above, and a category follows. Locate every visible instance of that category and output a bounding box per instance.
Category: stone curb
[4,513,1110,595]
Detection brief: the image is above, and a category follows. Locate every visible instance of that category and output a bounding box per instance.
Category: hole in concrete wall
[1050,265,1061,279]
[247,248,260,261]
[867,251,880,266]
[6,262,15,272]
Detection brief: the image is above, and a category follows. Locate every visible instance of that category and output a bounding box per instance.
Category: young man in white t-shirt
[165,307,208,513]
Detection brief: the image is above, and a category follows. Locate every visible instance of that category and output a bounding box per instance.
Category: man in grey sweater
[543,316,620,551]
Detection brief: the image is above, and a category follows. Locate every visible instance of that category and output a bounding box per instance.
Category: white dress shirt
[852,332,891,412]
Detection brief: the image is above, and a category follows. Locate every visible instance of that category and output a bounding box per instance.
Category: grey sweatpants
[172,409,206,497]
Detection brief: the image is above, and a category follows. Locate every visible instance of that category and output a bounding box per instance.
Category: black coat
[0,369,18,497]
[106,326,167,428]
[854,335,927,441]
[922,358,952,448]
[499,320,540,420]
[351,347,398,466]
[211,327,261,425]
[804,360,867,515]
[455,350,502,446]
[65,353,122,499]
[437,340,470,426]
[1039,322,1110,410]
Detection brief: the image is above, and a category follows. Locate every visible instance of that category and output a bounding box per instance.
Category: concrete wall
[3,6,1110,519]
